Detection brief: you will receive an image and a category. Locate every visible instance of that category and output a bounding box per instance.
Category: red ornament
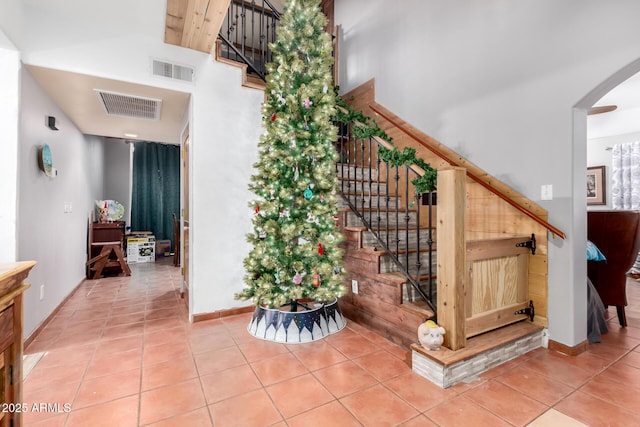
[318,243,324,256]
[255,204,260,214]
[270,113,276,122]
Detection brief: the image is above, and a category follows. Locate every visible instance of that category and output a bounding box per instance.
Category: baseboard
[24,278,84,349]
[548,338,588,356]
[192,305,254,322]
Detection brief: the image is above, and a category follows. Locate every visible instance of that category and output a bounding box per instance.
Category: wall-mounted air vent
[94,89,162,120]
[151,59,195,83]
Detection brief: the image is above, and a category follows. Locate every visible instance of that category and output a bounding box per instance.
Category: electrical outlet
[40,284,45,301]
[351,279,358,294]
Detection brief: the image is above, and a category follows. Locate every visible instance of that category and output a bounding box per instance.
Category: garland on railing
[378,146,437,193]
[334,94,437,193]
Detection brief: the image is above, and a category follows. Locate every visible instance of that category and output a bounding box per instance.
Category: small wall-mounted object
[37,144,57,178]
[47,115,59,130]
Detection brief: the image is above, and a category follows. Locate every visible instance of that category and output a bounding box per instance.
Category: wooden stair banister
[368,102,566,240]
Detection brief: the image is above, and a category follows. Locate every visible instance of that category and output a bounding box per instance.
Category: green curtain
[131,142,180,249]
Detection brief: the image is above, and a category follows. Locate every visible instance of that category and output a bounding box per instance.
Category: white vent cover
[151,59,195,83]
[94,89,162,120]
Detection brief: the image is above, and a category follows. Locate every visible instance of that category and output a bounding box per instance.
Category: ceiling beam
[165,0,232,54]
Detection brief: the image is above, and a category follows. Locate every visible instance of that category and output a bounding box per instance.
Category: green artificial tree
[236,0,346,310]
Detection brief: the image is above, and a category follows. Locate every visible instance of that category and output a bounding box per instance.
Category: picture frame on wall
[587,166,606,205]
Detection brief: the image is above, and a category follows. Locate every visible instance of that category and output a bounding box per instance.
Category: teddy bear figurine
[418,320,446,350]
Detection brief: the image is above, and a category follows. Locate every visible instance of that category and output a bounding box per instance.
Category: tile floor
[20,258,640,427]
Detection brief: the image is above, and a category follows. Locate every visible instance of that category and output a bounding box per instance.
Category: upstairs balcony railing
[218,0,281,81]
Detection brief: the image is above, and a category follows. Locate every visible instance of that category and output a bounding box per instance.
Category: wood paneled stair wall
[335,162,437,348]
[336,79,565,351]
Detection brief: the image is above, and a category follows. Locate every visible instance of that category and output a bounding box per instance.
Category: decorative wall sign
[587,166,606,205]
[38,144,56,177]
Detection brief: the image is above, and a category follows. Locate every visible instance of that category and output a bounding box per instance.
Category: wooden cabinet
[0,261,35,427]
[87,222,130,279]
[91,221,125,245]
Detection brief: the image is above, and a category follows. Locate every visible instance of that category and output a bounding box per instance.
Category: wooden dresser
[0,261,35,427]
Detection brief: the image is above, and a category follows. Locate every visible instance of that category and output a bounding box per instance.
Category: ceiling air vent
[94,89,162,120]
[151,59,195,83]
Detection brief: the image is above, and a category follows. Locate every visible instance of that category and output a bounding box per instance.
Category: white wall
[18,68,105,337]
[1,0,264,325]
[0,30,20,262]
[189,61,263,316]
[587,131,640,210]
[336,0,640,347]
[104,139,132,225]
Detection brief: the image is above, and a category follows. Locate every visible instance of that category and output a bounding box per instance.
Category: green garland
[378,146,437,193]
[334,93,437,193]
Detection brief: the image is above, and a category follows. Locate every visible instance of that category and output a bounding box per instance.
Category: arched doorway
[573,57,640,337]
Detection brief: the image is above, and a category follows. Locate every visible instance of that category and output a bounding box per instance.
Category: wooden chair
[587,210,640,327]
[173,213,180,267]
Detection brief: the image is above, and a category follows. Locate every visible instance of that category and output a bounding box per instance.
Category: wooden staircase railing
[335,120,438,314]
[369,102,566,240]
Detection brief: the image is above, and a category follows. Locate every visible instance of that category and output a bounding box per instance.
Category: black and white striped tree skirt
[247,299,346,343]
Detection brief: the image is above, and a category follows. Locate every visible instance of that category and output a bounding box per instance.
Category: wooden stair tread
[343,226,367,232]
[375,246,437,256]
[400,300,435,320]
[411,321,543,367]
[376,271,413,285]
[341,207,419,214]
[385,271,436,282]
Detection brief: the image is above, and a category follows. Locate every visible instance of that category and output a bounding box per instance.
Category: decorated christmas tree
[236,0,346,311]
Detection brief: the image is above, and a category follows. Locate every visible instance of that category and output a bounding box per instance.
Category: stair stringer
[214,39,266,91]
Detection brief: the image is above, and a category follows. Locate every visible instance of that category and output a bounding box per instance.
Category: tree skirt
[247,299,346,343]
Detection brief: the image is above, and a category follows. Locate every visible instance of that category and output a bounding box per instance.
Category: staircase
[333,155,438,348]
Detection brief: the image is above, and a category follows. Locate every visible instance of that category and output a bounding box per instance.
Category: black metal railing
[335,121,437,313]
[218,0,281,81]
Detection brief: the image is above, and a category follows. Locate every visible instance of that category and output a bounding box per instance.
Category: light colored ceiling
[588,71,640,139]
[27,65,191,144]
[25,0,286,145]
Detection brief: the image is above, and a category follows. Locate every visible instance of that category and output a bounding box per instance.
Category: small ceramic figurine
[96,200,109,223]
[418,320,446,350]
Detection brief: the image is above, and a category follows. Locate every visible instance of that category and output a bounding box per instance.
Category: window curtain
[611,141,640,276]
[611,141,640,210]
[131,142,180,249]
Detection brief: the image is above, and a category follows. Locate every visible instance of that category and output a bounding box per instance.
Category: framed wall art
[587,166,606,205]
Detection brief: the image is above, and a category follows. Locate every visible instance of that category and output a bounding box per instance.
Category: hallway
[20,259,640,426]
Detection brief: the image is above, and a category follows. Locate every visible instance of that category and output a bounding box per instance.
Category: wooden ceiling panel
[165,0,231,54]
